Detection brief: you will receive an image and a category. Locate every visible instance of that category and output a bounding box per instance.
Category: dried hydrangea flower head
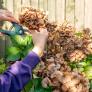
[83,28,91,39]
[41,70,89,92]
[19,10,90,91]
[68,50,86,62]
[46,22,58,32]
[19,7,48,31]
[57,21,76,37]
[34,22,90,92]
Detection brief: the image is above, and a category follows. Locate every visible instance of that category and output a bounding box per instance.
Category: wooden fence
[0,0,92,58]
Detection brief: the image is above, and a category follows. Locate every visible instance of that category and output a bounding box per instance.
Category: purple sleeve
[0,51,40,92]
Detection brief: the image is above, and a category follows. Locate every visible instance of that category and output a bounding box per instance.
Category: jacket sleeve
[0,51,40,92]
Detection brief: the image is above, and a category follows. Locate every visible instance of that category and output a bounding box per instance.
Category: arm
[0,51,40,92]
[0,22,48,92]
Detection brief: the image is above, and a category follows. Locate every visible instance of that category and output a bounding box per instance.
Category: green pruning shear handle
[0,22,24,36]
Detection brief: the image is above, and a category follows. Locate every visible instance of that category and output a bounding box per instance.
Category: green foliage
[0,59,7,74]
[6,46,21,61]
[5,34,52,92]
[5,30,92,91]
[69,54,92,91]
[25,78,52,92]
[75,32,83,37]
[69,55,92,79]
[84,66,92,79]
[6,34,34,61]
[90,80,92,92]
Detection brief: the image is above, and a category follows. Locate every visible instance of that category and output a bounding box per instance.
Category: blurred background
[0,0,92,58]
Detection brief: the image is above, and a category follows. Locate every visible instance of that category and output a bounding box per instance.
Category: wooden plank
[43,0,48,19]
[31,0,38,9]
[13,0,21,19]
[43,0,48,11]
[0,37,5,59]
[85,0,92,31]
[2,0,5,7]
[0,0,4,9]
[65,0,75,25]
[21,0,30,7]
[6,0,13,13]
[2,0,14,59]
[48,0,56,22]
[0,0,7,58]
[75,0,85,31]
[0,0,4,28]
[38,0,43,10]
[55,0,65,24]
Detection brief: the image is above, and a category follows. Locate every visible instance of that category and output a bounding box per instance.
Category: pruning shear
[0,22,25,36]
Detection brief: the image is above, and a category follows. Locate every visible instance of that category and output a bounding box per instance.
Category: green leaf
[0,64,7,74]
[69,62,78,69]
[25,78,52,92]
[90,80,92,91]
[25,80,33,91]
[10,35,33,48]
[86,54,92,62]
[84,66,92,79]
[78,62,90,67]
[6,34,34,61]
[9,35,33,57]
[6,46,21,61]
[0,59,7,74]
[75,32,83,37]
[10,35,26,47]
